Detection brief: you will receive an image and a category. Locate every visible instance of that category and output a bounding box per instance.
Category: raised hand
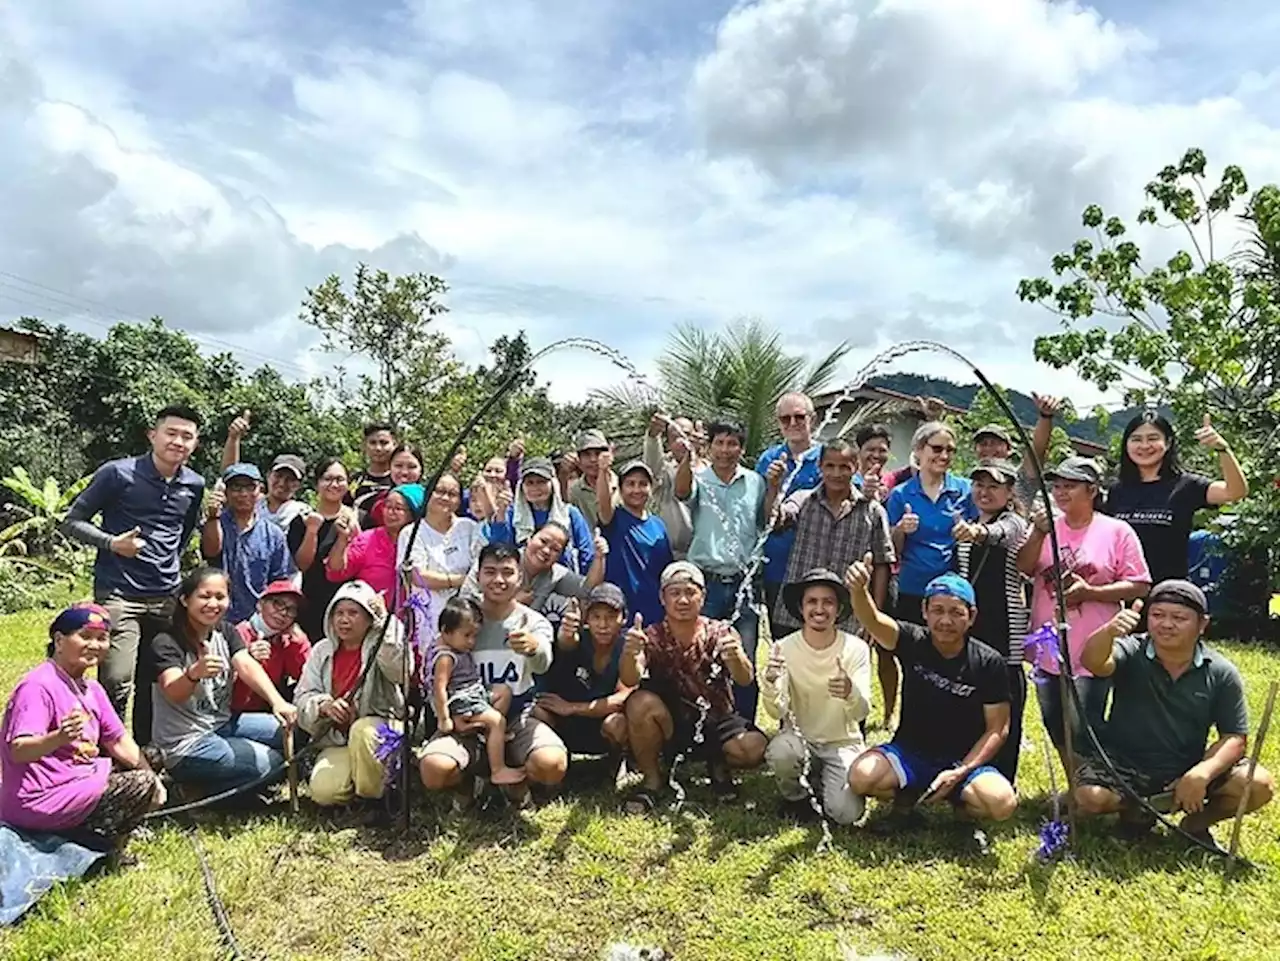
[764,643,786,683]
[598,448,614,473]
[594,530,609,557]
[952,519,984,543]
[1195,413,1228,452]
[623,613,647,658]
[110,526,147,558]
[1031,393,1062,419]
[493,481,513,517]
[766,457,787,489]
[450,446,468,475]
[507,629,539,657]
[508,437,526,460]
[844,552,873,593]
[1110,599,1144,636]
[228,409,252,439]
[862,468,882,500]
[648,412,670,438]
[205,482,226,520]
[827,663,853,700]
[189,641,226,681]
[1030,499,1052,534]
[897,503,919,535]
[559,597,581,643]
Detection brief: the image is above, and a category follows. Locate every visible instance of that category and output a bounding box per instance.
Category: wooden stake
[1228,680,1278,866]
[284,726,299,815]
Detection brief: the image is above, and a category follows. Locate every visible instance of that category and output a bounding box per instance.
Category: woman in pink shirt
[1017,456,1150,768]
[1,604,165,850]
[326,483,425,603]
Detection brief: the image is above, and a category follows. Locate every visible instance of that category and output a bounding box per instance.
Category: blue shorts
[876,743,997,803]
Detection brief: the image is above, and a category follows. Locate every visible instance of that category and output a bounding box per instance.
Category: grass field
[3,606,1280,961]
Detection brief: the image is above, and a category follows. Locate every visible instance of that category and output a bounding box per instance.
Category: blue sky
[3,0,1278,403]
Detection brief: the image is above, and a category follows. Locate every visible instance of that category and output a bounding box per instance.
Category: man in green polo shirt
[1076,579,1275,852]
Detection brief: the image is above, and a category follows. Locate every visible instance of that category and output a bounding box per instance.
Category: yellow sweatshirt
[760,630,871,747]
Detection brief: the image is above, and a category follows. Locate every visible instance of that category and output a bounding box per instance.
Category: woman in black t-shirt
[1103,412,1248,587]
[289,459,357,643]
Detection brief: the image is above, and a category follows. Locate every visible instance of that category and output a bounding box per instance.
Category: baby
[429,596,525,786]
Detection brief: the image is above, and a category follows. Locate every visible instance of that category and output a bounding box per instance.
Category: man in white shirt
[761,568,871,824]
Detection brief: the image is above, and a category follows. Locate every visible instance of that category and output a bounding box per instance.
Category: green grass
[3,610,1280,961]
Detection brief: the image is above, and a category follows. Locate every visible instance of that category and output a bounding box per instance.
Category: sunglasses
[778,414,809,425]
[927,443,957,455]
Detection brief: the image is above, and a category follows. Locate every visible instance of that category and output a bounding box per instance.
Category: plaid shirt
[644,616,735,715]
[771,484,895,633]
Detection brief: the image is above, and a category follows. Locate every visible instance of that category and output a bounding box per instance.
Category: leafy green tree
[590,319,852,460]
[300,263,451,425]
[1019,147,1280,577]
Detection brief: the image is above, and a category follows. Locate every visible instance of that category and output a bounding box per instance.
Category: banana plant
[0,467,92,557]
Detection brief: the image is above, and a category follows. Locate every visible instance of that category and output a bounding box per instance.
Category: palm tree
[589,319,852,460]
[0,467,91,558]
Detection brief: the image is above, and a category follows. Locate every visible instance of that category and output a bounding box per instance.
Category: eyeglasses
[778,414,809,425]
[318,475,347,485]
[264,598,299,615]
[927,444,957,455]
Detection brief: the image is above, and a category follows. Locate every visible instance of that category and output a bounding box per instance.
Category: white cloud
[1,0,1277,417]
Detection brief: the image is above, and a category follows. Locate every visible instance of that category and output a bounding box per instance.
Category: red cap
[261,580,304,603]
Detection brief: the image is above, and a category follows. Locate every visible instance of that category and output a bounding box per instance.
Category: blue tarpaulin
[0,824,105,926]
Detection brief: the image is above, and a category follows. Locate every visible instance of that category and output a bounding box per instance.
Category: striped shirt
[954,509,1030,665]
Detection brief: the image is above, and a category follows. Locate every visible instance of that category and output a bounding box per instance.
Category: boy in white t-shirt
[761,568,872,825]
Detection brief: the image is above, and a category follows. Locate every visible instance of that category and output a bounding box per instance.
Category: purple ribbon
[1023,622,1061,677]
[373,721,404,785]
[1036,819,1069,861]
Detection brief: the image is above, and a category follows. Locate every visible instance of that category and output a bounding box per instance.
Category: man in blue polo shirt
[62,404,207,742]
[595,451,672,627]
[755,392,823,614]
[1076,579,1274,852]
[200,463,295,624]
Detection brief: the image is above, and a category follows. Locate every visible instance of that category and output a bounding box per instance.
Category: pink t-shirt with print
[1029,513,1151,677]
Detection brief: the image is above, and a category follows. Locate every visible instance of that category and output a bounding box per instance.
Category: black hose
[190,827,250,961]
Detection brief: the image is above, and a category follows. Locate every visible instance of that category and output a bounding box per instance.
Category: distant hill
[866,373,1138,446]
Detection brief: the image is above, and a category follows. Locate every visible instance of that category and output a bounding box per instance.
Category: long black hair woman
[149,567,298,792]
[1104,411,1247,587]
[2,604,165,850]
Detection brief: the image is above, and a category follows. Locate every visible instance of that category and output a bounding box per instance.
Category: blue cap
[924,573,976,608]
[222,462,263,483]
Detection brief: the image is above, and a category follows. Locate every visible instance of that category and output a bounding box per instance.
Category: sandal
[622,785,669,815]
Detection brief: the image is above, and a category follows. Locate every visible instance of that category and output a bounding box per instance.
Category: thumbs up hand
[862,467,882,500]
[1195,413,1228,452]
[558,597,582,646]
[1110,599,1144,636]
[896,503,919,535]
[827,662,853,700]
[229,409,252,439]
[623,612,647,658]
[110,526,147,558]
[844,551,874,593]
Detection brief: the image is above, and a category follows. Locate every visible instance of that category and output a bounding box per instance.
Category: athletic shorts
[875,742,998,803]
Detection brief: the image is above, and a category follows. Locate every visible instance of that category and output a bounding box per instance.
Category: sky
[3,0,1279,408]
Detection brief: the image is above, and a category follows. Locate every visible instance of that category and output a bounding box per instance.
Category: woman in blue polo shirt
[885,422,977,627]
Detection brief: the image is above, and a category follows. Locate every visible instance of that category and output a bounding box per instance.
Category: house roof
[810,384,1107,456]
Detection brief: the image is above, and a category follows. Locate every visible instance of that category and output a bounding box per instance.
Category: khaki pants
[309,717,395,806]
[97,593,175,745]
[766,729,865,825]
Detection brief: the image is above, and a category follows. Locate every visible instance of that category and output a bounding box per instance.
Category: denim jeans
[168,713,285,791]
[702,576,761,724]
[1036,672,1111,753]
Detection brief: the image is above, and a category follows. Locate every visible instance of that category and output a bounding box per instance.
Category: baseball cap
[973,423,1014,446]
[1045,456,1102,485]
[521,456,556,480]
[619,459,653,481]
[222,462,263,483]
[270,454,305,479]
[575,429,609,452]
[261,580,305,604]
[924,573,976,608]
[49,603,111,638]
[1148,579,1208,617]
[660,561,706,591]
[970,458,1018,485]
[584,583,627,613]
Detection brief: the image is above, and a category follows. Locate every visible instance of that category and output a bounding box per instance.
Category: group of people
[0,389,1273,864]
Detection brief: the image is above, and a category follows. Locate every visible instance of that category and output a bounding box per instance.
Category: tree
[1018,147,1280,579]
[590,319,853,460]
[300,263,451,425]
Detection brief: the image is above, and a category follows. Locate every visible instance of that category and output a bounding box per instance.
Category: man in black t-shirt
[346,422,398,521]
[845,556,1016,839]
